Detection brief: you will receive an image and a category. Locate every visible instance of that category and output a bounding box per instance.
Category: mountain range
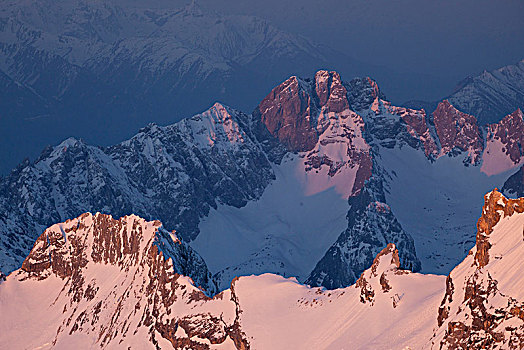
[1,189,523,348]
[406,59,524,125]
[0,0,368,174]
[1,13,524,344]
[2,0,524,179]
[1,69,523,293]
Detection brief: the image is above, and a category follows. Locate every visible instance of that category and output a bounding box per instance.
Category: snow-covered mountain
[406,59,524,125]
[1,190,523,349]
[0,212,239,348]
[0,0,364,174]
[430,189,524,348]
[0,103,274,274]
[1,70,523,293]
[447,59,524,125]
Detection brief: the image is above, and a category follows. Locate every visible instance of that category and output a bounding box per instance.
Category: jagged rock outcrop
[429,190,524,349]
[382,102,439,157]
[433,100,484,165]
[354,243,400,305]
[355,89,440,159]
[474,190,524,269]
[305,171,420,289]
[482,109,524,175]
[0,212,254,349]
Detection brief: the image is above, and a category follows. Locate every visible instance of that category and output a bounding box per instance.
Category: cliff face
[256,75,320,152]
[430,190,524,349]
[481,109,524,175]
[1,212,250,349]
[433,100,484,165]
[256,70,362,153]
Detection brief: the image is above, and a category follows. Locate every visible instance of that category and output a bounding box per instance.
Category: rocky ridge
[2,191,524,348]
[406,59,524,126]
[306,166,420,289]
[430,190,524,349]
[447,59,524,125]
[0,213,443,349]
[0,212,248,348]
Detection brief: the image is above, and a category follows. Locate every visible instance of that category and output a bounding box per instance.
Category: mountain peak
[21,212,216,293]
[475,189,524,268]
[57,136,84,149]
[181,0,204,17]
[482,107,524,175]
[354,243,410,305]
[446,59,524,125]
[433,99,484,164]
[181,102,249,148]
[256,73,318,152]
[433,189,524,348]
[209,101,235,118]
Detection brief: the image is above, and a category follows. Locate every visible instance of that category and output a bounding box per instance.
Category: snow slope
[428,190,524,348]
[191,154,350,289]
[1,191,524,349]
[0,214,445,349]
[235,270,443,349]
[379,146,511,274]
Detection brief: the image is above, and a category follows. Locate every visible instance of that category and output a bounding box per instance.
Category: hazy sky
[198,0,524,101]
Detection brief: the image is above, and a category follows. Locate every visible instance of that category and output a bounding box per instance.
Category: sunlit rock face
[430,190,524,349]
[482,109,524,175]
[433,100,484,165]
